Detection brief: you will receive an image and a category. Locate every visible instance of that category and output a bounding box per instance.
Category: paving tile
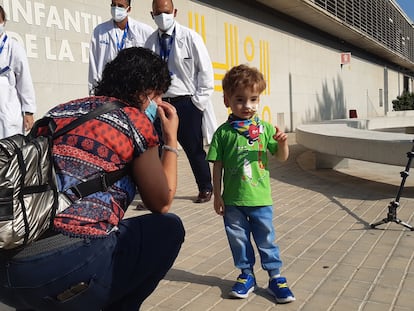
[2,135,414,311]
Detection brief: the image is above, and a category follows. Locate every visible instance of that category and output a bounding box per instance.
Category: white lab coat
[0,33,36,139]
[145,22,217,143]
[88,17,153,93]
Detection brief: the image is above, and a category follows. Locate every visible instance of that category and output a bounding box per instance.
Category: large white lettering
[45,37,56,60]
[8,32,90,63]
[25,34,38,58]
[33,2,45,25]
[81,12,96,34]
[9,0,33,24]
[0,0,103,63]
[58,40,74,61]
[1,0,101,32]
[64,9,81,33]
[46,6,63,29]
[81,42,90,63]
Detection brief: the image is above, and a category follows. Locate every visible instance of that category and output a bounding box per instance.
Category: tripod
[370,142,414,231]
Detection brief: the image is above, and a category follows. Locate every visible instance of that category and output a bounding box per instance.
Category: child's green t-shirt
[207,120,278,206]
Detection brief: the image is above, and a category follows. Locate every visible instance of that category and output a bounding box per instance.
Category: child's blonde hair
[222,64,266,97]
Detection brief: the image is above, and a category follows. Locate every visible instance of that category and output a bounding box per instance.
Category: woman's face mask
[145,97,158,123]
[153,13,175,32]
[111,6,129,23]
[0,23,4,35]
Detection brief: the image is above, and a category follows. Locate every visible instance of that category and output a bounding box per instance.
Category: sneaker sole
[229,286,255,299]
[267,287,296,303]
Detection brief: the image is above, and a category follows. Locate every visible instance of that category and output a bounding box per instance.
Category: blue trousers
[0,213,185,311]
[224,206,282,276]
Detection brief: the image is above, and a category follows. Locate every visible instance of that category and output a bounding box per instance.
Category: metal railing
[312,0,414,62]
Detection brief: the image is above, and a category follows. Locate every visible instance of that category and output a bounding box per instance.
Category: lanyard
[115,23,129,52]
[0,34,7,54]
[0,66,10,76]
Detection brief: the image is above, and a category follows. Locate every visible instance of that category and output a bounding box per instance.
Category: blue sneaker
[267,276,295,303]
[229,273,256,298]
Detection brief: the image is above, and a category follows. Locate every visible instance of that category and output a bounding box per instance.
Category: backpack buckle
[70,185,83,201]
[100,173,109,192]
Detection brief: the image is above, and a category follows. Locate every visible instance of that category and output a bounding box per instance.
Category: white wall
[0,0,409,131]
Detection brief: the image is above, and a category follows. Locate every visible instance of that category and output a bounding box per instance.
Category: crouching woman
[0,47,184,311]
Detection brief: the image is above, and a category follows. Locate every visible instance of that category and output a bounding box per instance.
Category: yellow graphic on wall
[187,14,270,95]
[214,24,270,95]
[188,13,272,123]
[188,12,206,43]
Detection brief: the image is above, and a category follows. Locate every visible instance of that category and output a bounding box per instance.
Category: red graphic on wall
[340,52,351,65]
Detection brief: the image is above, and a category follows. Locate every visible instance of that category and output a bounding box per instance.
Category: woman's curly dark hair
[94,47,171,108]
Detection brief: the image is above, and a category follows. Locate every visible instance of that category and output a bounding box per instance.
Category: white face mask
[0,23,4,35]
[111,6,129,23]
[153,13,175,32]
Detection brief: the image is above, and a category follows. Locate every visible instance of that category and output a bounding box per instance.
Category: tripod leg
[370,144,414,231]
[370,201,397,229]
[370,218,389,228]
[370,217,414,230]
[370,201,414,230]
[395,218,414,231]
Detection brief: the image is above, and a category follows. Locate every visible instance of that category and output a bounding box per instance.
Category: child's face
[224,86,260,119]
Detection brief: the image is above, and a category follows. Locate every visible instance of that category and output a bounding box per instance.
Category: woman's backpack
[0,101,126,250]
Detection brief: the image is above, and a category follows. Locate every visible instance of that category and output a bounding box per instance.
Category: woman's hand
[133,100,179,214]
[157,101,178,145]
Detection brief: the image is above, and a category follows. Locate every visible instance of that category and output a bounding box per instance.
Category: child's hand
[273,125,288,143]
[214,195,225,216]
[273,125,289,161]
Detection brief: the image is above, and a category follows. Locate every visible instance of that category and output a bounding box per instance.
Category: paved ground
[2,134,414,310]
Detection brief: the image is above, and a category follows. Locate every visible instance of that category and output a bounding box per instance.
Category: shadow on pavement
[268,144,414,229]
[164,269,278,303]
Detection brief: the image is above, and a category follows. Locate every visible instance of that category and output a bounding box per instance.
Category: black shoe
[135,202,147,210]
[195,190,212,203]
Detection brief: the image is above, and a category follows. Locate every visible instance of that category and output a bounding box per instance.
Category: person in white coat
[88,0,153,94]
[0,5,36,139]
[145,0,217,203]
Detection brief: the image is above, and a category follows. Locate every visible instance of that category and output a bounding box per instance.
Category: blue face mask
[145,97,158,123]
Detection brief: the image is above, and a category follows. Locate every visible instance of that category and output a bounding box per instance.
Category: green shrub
[392,92,414,111]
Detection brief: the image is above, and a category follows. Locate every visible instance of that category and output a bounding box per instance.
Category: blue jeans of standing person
[0,213,185,311]
[224,205,282,277]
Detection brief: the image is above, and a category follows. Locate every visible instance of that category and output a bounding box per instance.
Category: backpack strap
[52,100,125,138]
[37,100,130,200]
[69,166,130,200]
[54,100,130,199]
[29,100,126,139]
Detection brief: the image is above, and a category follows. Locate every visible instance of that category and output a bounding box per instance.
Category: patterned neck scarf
[228,113,261,143]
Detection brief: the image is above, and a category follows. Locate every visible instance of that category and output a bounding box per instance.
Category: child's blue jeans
[224,205,282,276]
[0,213,185,311]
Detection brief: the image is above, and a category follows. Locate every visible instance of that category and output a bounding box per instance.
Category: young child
[207,64,295,303]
